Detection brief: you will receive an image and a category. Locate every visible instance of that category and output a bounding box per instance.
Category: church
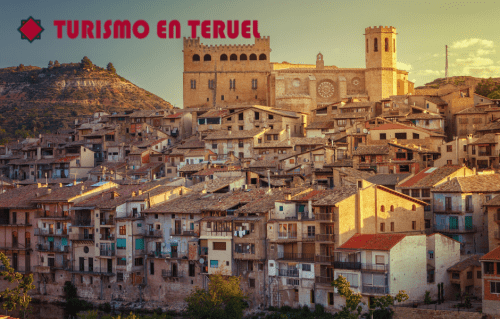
[182,26,414,114]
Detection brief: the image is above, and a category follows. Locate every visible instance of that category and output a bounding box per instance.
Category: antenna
[445,45,448,81]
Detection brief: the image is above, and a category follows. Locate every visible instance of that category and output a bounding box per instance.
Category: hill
[0,61,174,140]
[415,76,500,91]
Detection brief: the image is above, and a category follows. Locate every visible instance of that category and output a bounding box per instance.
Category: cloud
[476,49,496,56]
[397,61,412,71]
[451,38,494,49]
[460,66,500,77]
[455,57,494,67]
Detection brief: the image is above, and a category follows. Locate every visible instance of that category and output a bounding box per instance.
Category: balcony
[277,252,314,262]
[99,219,115,226]
[99,249,116,257]
[71,234,94,241]
[0,243,31,250]
[72,219,93,227]
[334,261,362,270]
[148,251,167,258]
[36,244,69,253]
[144,230,163,238]
[433,225,477,233]
[34,228,68,236]
[161,269,183,278]
[315,234,335,242]
[37,212,70,220]
[302,233,315,241]
[277,269,299,277]
[200,247,208,255]
[315,255,334,263]
[316,213,334,222]
[315,276,333,285]
[362,285,389,295]
[478,151,492,157]
[99,234,114,241]
[278,232,297,240]
[66,266,114,276]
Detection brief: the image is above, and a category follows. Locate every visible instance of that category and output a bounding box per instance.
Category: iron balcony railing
[37,211,70,219]
[277,252,314,262]
[34,228,68,236]
[315,255,334,263]
[36,244,69,253]
[72,219,93,227]
[277,269,299,277]
[74,234,94,240]
[99,249,116,257]
[235,247,255,254]
[302,233,316,241]
[315,234,335,242]
[315,276,333,285]
[433,225,477,233]
[161,269,183,278]
[99,219,115,226]
[144,230,163,237]
[315,213,334,222]
[333,261,362,270]
[278,231,297,239]
[362,285,389,295]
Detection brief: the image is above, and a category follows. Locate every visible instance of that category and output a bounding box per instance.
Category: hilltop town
[2,25,500,317]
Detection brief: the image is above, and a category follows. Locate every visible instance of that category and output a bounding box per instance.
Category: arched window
[203,54,211,61]
[220,54,228,61]
[380,205,385,212]
[259,53,267,60]
[374,38,378,52]
[240,54,247,61]
[412,205,416,211]
[393,39,396,52]
[230,54,238,61]
[192,54,200,62]
[390,205,394,212]
[385,38,389,52]
[366,39,369,53]
[249,54,257,60]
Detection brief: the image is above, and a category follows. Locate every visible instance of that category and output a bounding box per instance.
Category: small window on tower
[385,38,389,52]
[374,38,378,52]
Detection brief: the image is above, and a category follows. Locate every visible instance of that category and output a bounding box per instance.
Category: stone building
[183,26,414,114]
[480,247,500,316]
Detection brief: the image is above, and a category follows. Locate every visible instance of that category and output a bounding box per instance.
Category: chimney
[286,194,291,201]
[286,125,291,139]
[138,190,143,196]
[37,183,42,188]
[47,188,52,194]
[59,183,63,188]
[131,191,136,197]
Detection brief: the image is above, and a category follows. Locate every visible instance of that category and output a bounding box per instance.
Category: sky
[2,0,500,108]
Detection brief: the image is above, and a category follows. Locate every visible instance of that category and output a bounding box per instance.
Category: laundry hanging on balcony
[48,237,54,242]
[61,238,68,246]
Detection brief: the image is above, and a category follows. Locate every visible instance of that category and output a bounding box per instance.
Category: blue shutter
[117,238,126,248]
[135,238,144,250]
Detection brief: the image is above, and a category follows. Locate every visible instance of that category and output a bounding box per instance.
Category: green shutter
[61,237,68,246]
[135,238,144,250]
[117,238,126,248]
[465,216,473,230]
[449,216,458,230]
[298,205,305,213]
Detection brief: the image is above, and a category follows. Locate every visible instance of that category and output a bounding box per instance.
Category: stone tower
[364,26,398,101]
[316,52,324,69]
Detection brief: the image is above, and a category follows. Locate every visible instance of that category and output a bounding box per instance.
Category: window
[338,119,347,126]
[258,138,262,144]
[204,54,211,61]
[379,133,387,141]
[491,282,500,294]
[375,255,385,264]
[135,258,143,266]
[328,292,334,305]
[307,226,315,237]
[411,189,420,198]
[445,197,452,211]
[413,133,419,139]
[230,54,237,61]
[452,272,460,279]
[239,126,243,130]
[402,189,410,195]
[311,290,315,304]
[190,79,196,89]
[252,79,258,89]
[366,39,369,53]
[212,143,217,150]
[390,222,394,232]
[395,132,407,139]
[119,226,126,235]
[466,195,473,211]
[385,38,389,52]
[477,271,482,279]
[467,271,473,279]
[380,223,385,232]
[374,38,378,52]
[268,114,274,120]
[425,219,431,229]
[447,145,452,152]
[279,206,284,211]
[485,262,494,274]
[208,79,215,89]
[259,54,267,60]
[380,205,385,212]
[290,159,295,164]
[213,242,226,250]
[421,189,431,198]
[210,260,219,268]
[193,54,200,62]
[249,278,255,288]
[117,272,124,282]
[254,112,260,120]
[229,79,236,90]
[220,54,228,61]
[221,95,224,101]
[189,263,195,277]
[428,250,434,259]
[412,221,416,230]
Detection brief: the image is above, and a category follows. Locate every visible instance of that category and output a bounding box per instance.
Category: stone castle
[183,26,414,113]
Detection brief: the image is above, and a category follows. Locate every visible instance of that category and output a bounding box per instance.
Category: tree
[185,266,247,319]
[331,275,363,318]
[81,56,93,70]
[48,61,53,67]
[17,64,25,71]
[54,60,61,67]
[106,62,116,74]
[0,252,35,319]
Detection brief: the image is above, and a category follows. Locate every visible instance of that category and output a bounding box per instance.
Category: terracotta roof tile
[398,166,463,188]
[337,233,406,251]
[433,174,500,193]
[480,246,500,261]
[313,186,358,206]
[205,128,265,140]
[353,145,389,155]
[447,255,481,272]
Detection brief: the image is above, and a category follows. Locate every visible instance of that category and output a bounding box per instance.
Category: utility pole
[445,45,448,82]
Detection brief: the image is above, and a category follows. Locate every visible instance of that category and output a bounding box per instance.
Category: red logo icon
[18,16,44,43]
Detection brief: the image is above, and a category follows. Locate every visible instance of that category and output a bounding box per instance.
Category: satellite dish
[199,258,205,264]
[363,129,368,134]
